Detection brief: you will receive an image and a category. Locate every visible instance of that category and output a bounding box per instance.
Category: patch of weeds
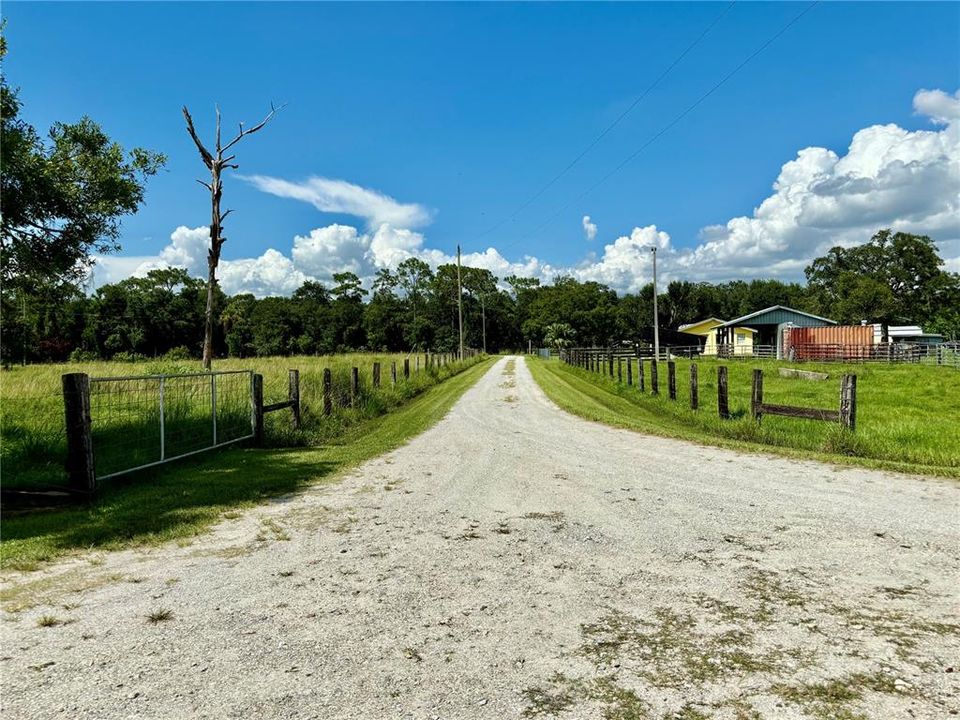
[876,585,922,598]
[457,529,482,541]
[402,646,423,662]
[722,534,768,552]
[503,359,517,376]
[126,576,146,584]
[524,511,564,522]
[740,568,809,621]
[278,570,295,578]
[772,671,907,720]
[259,518,291,542]
[822,426,866,457]
[579,608,788,689]
[332,515,358,534]
[825,602,959,661]
[722,699,763,720]
[493,522,512,535]
[36,614,62,628]
[146,608,173,624]
[503,394,519,403]
[522,673,648,719]
[672,705,712,720]
[208,544,256,559]
[223,510,243,520]
[1,569,123,613]
[522,677,577,717]
[164,577,179,586]
[523,510,565,532]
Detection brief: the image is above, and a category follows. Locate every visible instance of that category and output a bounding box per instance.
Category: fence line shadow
[1,446,336,566]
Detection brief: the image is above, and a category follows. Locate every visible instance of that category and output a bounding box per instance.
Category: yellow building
[678,318,756,355]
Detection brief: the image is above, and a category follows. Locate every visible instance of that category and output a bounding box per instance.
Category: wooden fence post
[252,373,265,444]
[351,367,359,407]
[690,364,698,410]
[637,358,645,392]
[404,358,410,379]
[617,358,623,383]
[668,361,676,400]
[718,366,729,419]
[62,372,96,493]
[751,369,763,421]
[322,368,332,416]
[608,352,614,378]
[650,360,659,395]
[372,362,381,388]
[840,374,857,431]
[288,369,301,430]
[391,361,398,385]
[626,358,633,386]
[416,356,420,373]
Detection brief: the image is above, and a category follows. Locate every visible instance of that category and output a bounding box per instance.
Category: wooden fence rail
[560,351,859,430]
[751,369,856,430]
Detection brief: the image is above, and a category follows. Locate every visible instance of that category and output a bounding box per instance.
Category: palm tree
[543,322,575,352]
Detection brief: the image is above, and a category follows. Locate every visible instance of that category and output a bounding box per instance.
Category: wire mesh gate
[88,370,254,480]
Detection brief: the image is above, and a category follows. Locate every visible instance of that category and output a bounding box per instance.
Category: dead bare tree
[182,103,280,369]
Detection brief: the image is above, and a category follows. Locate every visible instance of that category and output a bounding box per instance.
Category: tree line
[3,228,957,364]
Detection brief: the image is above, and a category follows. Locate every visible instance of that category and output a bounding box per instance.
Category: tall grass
[532,357,960,474]
[1,353,481,490]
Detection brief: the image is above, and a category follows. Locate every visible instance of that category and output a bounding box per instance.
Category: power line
[500,1,821,254]
[467,1,737,246]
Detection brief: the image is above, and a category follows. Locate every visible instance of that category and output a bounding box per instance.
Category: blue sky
[5,1,959,295]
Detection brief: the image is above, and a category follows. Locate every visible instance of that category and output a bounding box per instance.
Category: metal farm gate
[85,370,255,481]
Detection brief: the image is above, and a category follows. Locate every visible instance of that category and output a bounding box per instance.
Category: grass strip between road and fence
[528,357,960,479]
[1,356,496,572]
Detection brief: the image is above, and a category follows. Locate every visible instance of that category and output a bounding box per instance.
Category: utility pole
[480,293,487,354]
[456,245,465,360]
[650,246,660,362]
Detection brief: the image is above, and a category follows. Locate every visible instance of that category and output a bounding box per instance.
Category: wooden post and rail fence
[60,351,481,494]
[561,348,857,431]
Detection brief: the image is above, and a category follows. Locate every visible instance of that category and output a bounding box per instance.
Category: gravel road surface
[2,356,958,719]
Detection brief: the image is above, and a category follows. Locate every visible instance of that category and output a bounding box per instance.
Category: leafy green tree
[364,269,405,350]
[397,258,434,348]
[222,294,258,358]
[543,322,575,352]
[0,36,164,291]
[805,229,959,332]
[250,297,299,356]
[328,272,368,350]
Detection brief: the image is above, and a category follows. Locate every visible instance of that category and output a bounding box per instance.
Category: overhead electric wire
[498,0,821,254]
[467,1,737,246]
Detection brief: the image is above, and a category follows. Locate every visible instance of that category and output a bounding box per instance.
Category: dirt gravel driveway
[3,356,958,719]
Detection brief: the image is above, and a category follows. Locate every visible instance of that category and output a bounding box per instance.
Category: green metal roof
[722,305,836,328]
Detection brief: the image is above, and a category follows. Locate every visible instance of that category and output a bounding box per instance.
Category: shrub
[162,346,194,361]
[111,351,148,363]
[69,349,100,363]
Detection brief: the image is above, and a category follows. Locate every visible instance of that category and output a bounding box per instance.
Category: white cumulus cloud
[95,88,958,297]
[582,215,597,241]
[913,88,960,126]
[669,87,960,282]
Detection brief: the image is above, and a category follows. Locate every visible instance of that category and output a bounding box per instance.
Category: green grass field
[1,356,495,571]
[529,356,960,478]
[1,352,475,490]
